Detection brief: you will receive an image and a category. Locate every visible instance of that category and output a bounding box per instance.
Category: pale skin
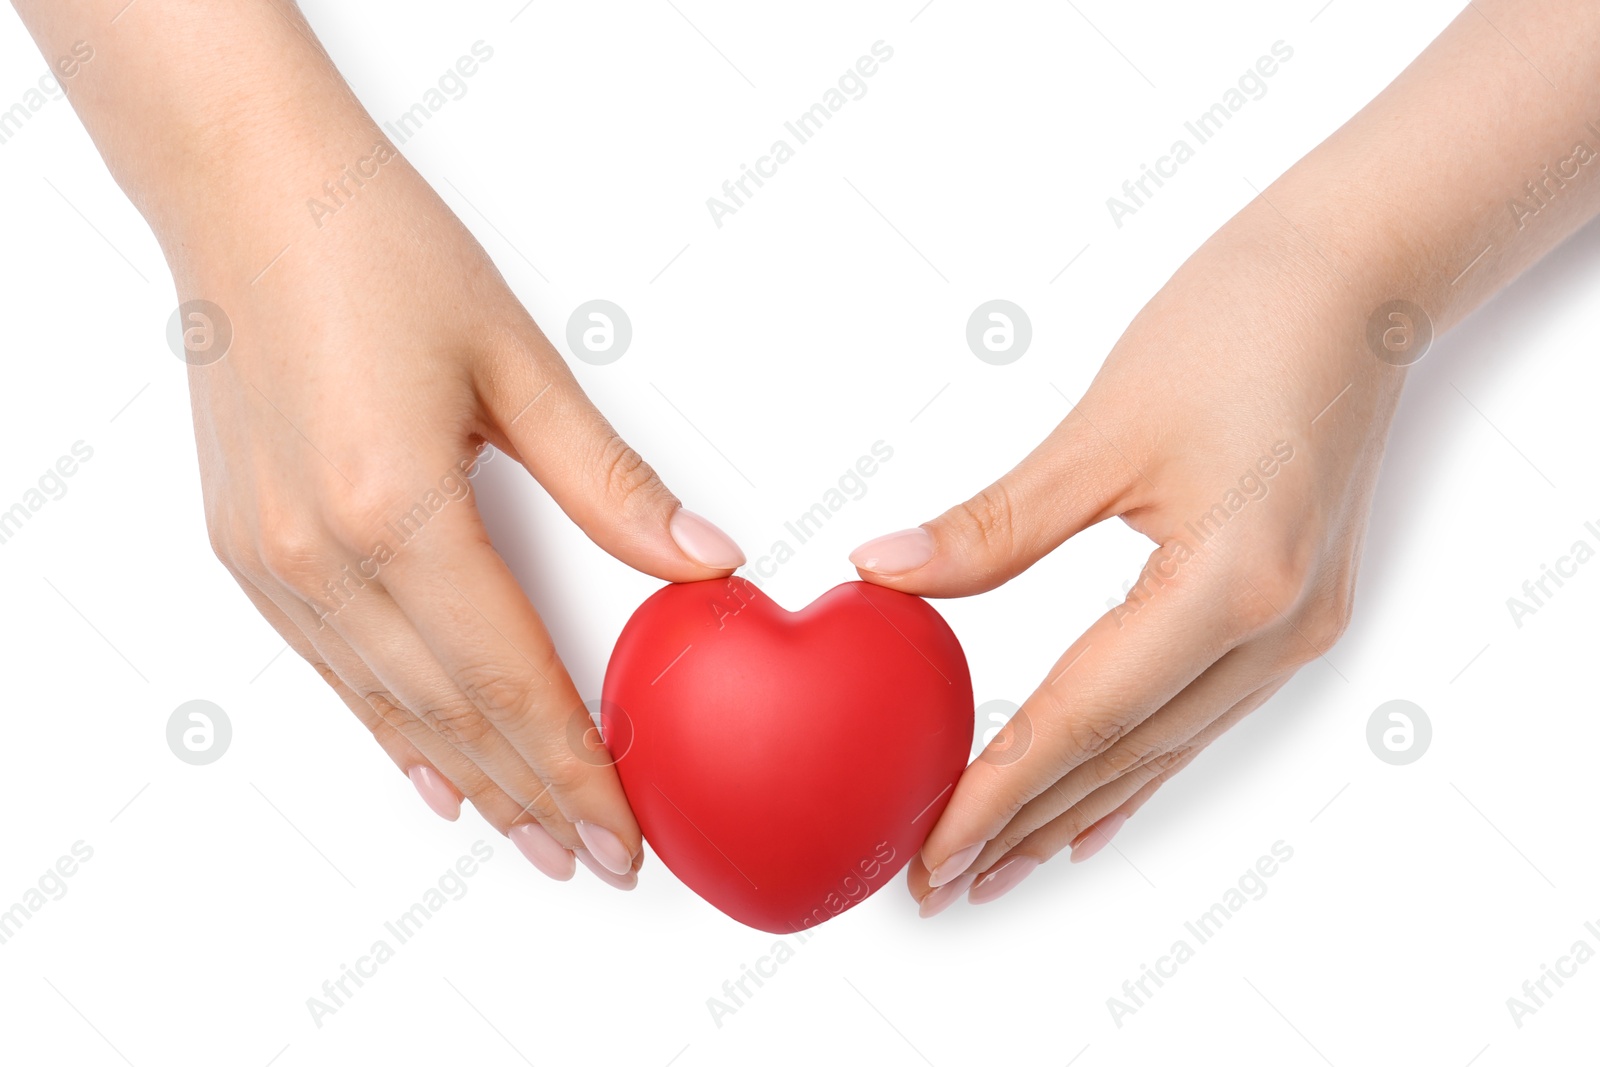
[847,0,1600,915]
[13,0,750,888]
[13,0,1600,915]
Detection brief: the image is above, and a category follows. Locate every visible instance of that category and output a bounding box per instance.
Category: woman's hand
[851,0,1600,916]
[852,205,1396,912]
[13,0,746,887]
[185,149,743,888]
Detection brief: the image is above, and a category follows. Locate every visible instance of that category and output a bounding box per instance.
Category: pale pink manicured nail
[968,856,1040,905]
[510,823,575,881]
[849,528,934,575]
[576,848,638,890]
[926,842,982,888]
[575,820,634,875]
[670,509,746,569]
[407,766,460,822]
[919,872,977,918]
[1070,811,1129,864]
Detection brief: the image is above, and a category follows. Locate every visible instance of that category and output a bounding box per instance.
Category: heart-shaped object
[601,577,972,933]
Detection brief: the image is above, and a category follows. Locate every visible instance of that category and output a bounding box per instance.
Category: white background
[1,1,1597,1063]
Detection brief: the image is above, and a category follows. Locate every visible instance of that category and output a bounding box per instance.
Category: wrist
[1128,195,1413,441]
[1170,190,1409,370]
[35,2,400,285]
[153,111,412,289]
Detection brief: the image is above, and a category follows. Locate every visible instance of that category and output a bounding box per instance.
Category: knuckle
[364,690,412,732]
[1301,571,1357,650]
[524,643,567,694]
[598,435,669,511]
[1297,603,1353,658]
[993,820,1039,857]
[984,788,1034,834]
[1098,732,1162,778]
[453,659,535,723]
[415,697,496,749]
[1230,557,1311,635]
[1059,707,1131,764]
[204,508,256,572]
[1230,590,1284,635]
[989,795,1058,856]
[324,470,460,555]
[1147,746,1195,786]
[1026,685,1131,768]
[955,481,1018,555]
[1150,746,1191,776]
[536,751,591,797]
[517,791,563,827]
[256,515,327,592]
[322,488,402,553]
[1132,541,1191,598]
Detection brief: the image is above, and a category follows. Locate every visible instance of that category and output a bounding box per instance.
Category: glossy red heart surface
[601,577,973,933]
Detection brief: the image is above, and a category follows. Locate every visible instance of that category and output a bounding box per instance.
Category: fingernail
[919,871,977,918]
[575,820,634,876]
[670,509,746,569]
[510,823,576,881]
[926,842,983,888]
[968,855,1040,905]
[1070,811,1129,864]
[576,848,638,890]
[849,528,934,575]
[407,766,460,822]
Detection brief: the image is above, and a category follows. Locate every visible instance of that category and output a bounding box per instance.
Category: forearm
[1213,0,1600,337]
[10,0,397,275]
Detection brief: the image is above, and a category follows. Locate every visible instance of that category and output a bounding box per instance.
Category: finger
[968,753,1181,905]
[1078,674,1292,845]
[1065,756,1197,863]
[237,560,575,875]
[246,533,585,878]
[309,578,581,827]
[987,745,1203,887]
[982,673,1288,876]
[222,560,438,790]
[906,850,981,920]
[378,508,645,878]
[956,642,1286,877]
[258,452,636,886]
[910,738,1184,911]
[849,405,1142,596]
[966,679,1288,907]
[475,336,744,577]
[917,545,1250,890]
[235,562,580,879]
[1089,749,1202,832]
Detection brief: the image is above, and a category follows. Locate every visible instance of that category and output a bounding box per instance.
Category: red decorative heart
[601,577,973,933]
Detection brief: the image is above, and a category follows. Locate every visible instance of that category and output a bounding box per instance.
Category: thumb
[477,342,745,581]
[850,418,1132,597]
